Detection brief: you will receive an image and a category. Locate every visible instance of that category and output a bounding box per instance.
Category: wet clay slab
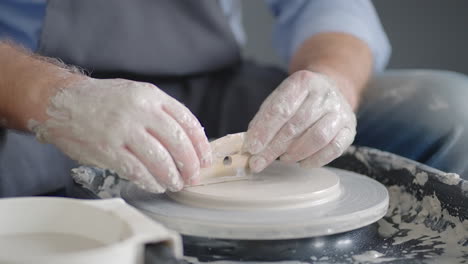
[122,162,389,239]
[168,162,341,210]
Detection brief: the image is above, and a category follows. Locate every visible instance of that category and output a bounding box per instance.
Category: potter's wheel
[121,161,388,240]
[72,146,468,262]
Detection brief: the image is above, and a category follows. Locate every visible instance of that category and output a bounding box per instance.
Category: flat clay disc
[122,163,389,240]
[167,162,341,210]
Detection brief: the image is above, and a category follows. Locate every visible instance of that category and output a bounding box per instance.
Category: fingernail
[189,177,200,186]
[167,179,183,192]
[250,156,267,173]
[187,169,200,185]
[201,154,212,168]
[300,158,321,168]
[300,161,314,168]
[166,170,184,192]
[135,179,165,193]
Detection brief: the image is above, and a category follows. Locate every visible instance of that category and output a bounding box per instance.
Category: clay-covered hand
[32,77,212,193]
[243,70,356,172]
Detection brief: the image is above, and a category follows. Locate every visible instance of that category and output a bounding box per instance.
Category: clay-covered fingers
[280,113,342,163]
[34,77,211,193]
[162,100,212,168]
[145,109,200,186]
[244,71,357,173]
[244,73,309,155]
[125,129,184,191]
[248,94,326,172]
[300,127,355,168]
[115,147,165,193]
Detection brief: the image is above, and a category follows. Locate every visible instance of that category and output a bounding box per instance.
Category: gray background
[241,0,468,75]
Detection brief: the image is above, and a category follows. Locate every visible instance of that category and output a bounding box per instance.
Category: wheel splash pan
[71,146,468,263]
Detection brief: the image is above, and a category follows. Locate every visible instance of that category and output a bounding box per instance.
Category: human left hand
[243,70,356,172]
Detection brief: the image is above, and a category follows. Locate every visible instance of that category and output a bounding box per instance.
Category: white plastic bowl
[0,197,181,264]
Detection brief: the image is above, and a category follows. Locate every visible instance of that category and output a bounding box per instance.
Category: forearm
[0,42,83,131]
[289,32,373,110]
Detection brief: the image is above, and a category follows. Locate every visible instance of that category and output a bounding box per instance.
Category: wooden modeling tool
[193,133,251,186]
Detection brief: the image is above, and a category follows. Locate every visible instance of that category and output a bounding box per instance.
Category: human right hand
[32,77,212,193]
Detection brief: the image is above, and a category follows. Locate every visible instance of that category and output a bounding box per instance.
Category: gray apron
[38,0,241,76]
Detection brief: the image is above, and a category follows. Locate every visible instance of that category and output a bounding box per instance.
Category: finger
[244,73,309,154]
[119,146,166,193]
[162,101,212,168]
[300,127,355,168]
[125,129,184,191]
[146,110,200,184]
[248,94,327,172]
[281,112,341,163]
[249,143,287,173]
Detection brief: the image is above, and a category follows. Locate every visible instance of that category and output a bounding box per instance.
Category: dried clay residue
[413,171,428,186]
[374,185,468,263]
[72,167,122,198]
[183,256,308,264]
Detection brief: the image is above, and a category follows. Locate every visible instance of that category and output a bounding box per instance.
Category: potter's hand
[33,77,212,193]
[244,70,356,172]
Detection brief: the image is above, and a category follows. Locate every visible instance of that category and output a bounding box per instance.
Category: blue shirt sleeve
[265,0,391,72]
[0,0,46,51]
